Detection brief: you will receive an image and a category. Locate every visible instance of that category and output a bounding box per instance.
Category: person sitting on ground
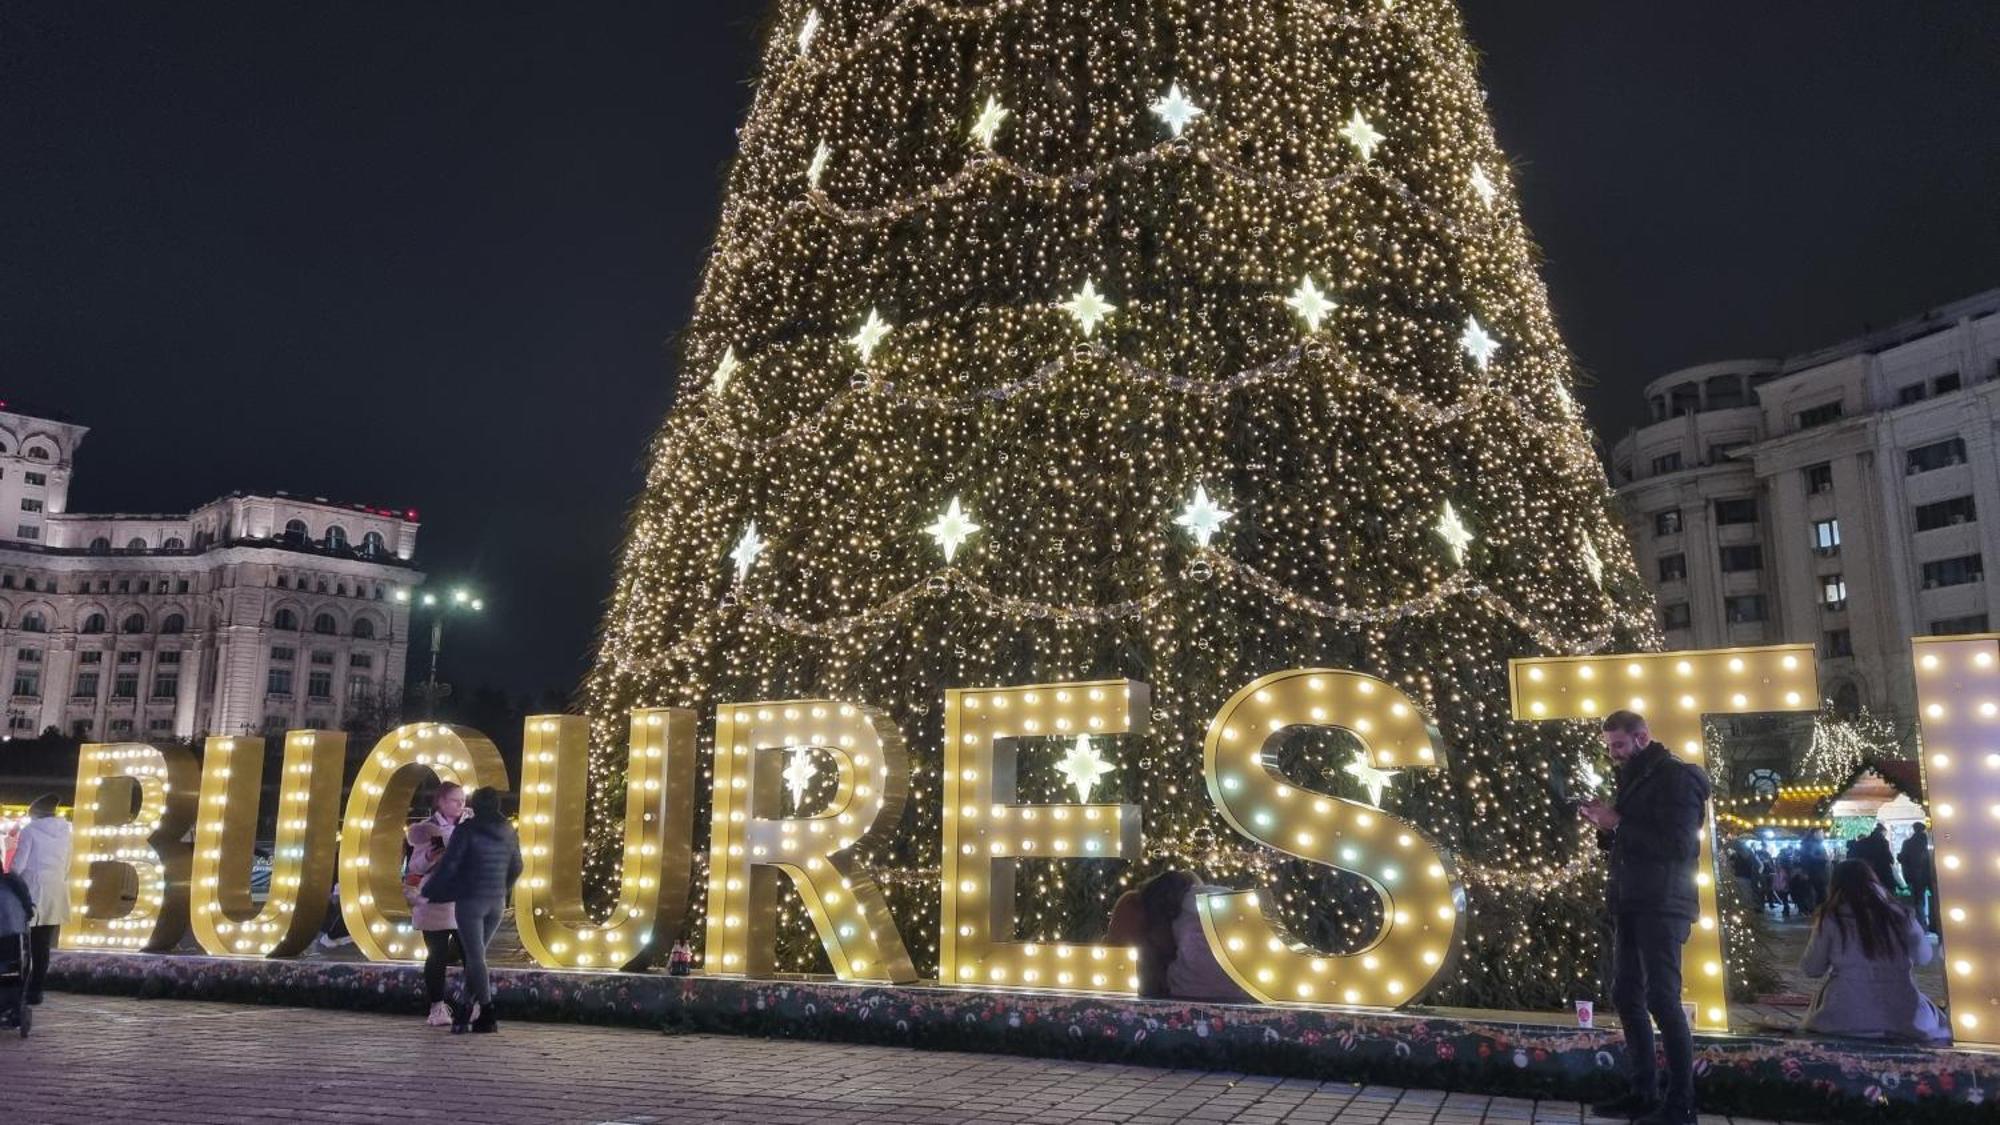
[1799,860,1947,1042]
[1104,870,1251,1004]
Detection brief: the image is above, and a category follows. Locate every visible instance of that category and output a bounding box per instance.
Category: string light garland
[581,0,1659,1010]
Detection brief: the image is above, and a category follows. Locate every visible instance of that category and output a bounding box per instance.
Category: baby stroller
[0,870,34,1037]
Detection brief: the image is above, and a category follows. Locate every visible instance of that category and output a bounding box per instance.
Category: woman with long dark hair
[1799,859,1947,1041]
[1104,870,1250,1003]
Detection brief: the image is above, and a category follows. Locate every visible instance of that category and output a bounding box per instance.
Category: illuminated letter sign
[190,732,345,957]
[1198,670,1463,1007]
[62,741,199,952]
[515,710,697,971]
[703,700,915,982]
[336,724,510,961]
[1910,635,2000,1047]
[1509,646,1817,1031]
[940,680,1146,993]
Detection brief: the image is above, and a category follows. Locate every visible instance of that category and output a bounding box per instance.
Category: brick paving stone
[0,995,1651,1125]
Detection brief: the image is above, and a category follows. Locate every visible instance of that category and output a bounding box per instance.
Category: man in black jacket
[1898,823,1938,933]
[1580,710,1710,1125]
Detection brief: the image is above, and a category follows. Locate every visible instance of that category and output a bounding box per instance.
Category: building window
[1907,437,1968,474]
[307,670,333,700]
[116,579,130,593]
[156,650,181,665]
[1897,382,1928,406]
[159,613,186,635]
[80,613,106,634]
[19,611,46,633]
[18,649,42,664]
[325,526,348,550]
[1658,554,1687,583]
[176,579,189,594]
[1653,510,1682,536]
[1660,603,1692,630]
[108,718,134,735]
[113,672,139,699]
[1822,575,1849,611]
[120,613,147,634]
[23,472,45,487]
[148,718,174,733]
[352,617,377,639]
[360,531,385,557]
[1719,545,1763,572]
[350,653,374,669]
[19,498,42,513]
[78,651,102,665]
[1823,629,1854,659]
[9,669,38,699]
[1803,463,1833,493]
[1796,401,1845,429]
[1714,498,1758,525]
[151,672,179,700]
[267,668,294,697]
[1811,518,1842,552]
[312,613,337,635]
[1914,495,1977,532]
[283,519,309,542]
[13,525,38,541]
[116,651,140,666]
[1725,594,1767,624]
[348,675,373,702]
[72,672,99,699]
[1650,452,1683,475]
[1932,614,1990,636]
[271,646,295,662]
[1922,554,1985,589]
[273,609,299,631]
[8,713,35,733]
[1935,372,1962,395]
[310,650,335,666]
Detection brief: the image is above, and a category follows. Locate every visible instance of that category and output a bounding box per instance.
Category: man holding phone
[1579,710,1710,1125]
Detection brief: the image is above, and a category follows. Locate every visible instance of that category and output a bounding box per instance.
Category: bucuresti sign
[59,639,2000,1047]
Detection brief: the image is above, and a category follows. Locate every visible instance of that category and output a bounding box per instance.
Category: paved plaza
[0,996,1797,1125]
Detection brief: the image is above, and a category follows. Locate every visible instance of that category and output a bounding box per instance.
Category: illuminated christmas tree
[582,0,1657,1009]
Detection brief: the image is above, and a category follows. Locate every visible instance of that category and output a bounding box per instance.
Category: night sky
[4,3,1996,700]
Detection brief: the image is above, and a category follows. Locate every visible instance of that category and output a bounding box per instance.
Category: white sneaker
[426,1001,452,1027]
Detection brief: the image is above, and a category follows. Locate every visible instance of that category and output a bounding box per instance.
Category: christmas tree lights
[581,0,1657,1009]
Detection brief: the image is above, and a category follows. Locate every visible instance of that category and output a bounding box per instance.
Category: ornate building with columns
[1611,288,2000,745]
[0,404,424,742]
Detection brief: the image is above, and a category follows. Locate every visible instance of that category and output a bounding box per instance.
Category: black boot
[470,1003,498,1034]
[1589,1092,1659,1120]
[449,998,476,1035]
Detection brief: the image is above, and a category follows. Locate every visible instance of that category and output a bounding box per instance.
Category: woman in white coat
[7,795,71,1006]
[1799,859,1948,1041]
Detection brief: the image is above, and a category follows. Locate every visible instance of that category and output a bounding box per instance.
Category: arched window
[283,519,309,542]
[162,537,185,550]
[88,537,112,555]
[121,613,147,634]
[24,446,50,461]
[324,525,348,550]
[1830,680,1861,719]
[273,609,299,631]
[1746,768,1783,800]
[352,617,377,640]
[80,612,107,635]
[360,531,386,557]
[160,613,186,635]
[126,537,148,551]
[312,613,337,635]
[20,611,46,633]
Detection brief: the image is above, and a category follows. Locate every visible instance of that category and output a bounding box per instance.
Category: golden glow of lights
[61,742,200,953]
[190,732,344,958]
[1197,669,1462,1007]
[1509,646,1818,1032]
[941,680,1147,993]
[1911,635,2000,1049]
[336,724,511,963]
[516,711,697,971]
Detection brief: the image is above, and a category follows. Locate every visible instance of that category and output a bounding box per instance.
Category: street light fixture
[408,584,484,719]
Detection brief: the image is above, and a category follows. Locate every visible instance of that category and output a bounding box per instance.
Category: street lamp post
[397,585,484,720]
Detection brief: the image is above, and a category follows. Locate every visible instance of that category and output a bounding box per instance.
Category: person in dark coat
[420,787,522,1034]
[1796,828,1831,913]
[1580,710,1710,1125]
[1897,823,1938,933]
[1849,824,1898,896]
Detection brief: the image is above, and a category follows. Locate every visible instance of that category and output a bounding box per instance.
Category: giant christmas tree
[582,0,1658,1009]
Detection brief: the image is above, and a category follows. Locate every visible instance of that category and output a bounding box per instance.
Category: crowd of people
[1729,823,1941,934]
